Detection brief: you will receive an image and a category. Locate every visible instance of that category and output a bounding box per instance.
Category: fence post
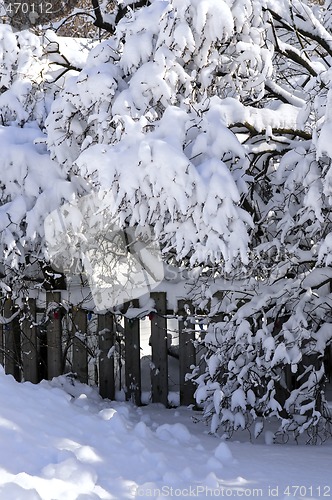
[46,291,62,379]
[22,298,38,384]
[178,300,196,406]
[150,292,168,406]
[4,299,21,381]
[98,313,115,399]
[72,308,88,383]
[124,300,141,405]
[0,316,3,367]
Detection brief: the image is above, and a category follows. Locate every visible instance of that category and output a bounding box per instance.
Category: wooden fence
[0,292,201,407]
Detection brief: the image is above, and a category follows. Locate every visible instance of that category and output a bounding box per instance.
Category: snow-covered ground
[0,367,331,500]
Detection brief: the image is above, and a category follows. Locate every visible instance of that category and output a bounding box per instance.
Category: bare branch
[268,7,332,59]
[115,0,151,25]
[231,122,312,141]
[90,0,115,33]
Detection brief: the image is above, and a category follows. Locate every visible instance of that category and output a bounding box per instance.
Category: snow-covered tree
[0,25,92,295]
[191,0,332,441]
[45,0,332,440]
[1,0,332,440]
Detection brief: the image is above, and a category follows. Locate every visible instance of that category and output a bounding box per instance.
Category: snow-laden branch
[268,5,332,59]
[0,308,20,324]
[90,0,115,33]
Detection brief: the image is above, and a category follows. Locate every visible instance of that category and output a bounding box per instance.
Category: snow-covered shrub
[44,0,332,440]
[192,0,332,441]
[46,0,263,268]
[0,27,47,126]
[1,0,332,442]
[194,273,332,442]
[0,26,89,295]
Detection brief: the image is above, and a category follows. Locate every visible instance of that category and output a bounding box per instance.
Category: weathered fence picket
[46,291,62,379]
[72,308,88,384]
[98,313,115,400]
[0,319,4,367]
[178,300,196,406]
[150,292,168,406]
[4,299,21,381]
[22,298,38,384]
[124,300,141,405]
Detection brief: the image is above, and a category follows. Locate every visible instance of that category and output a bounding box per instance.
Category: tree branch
[268,7,332,59]
[265,80,305,108]
[91,0,115,33]
[278,44,318,77]
[115,0,151,25]
[90,0,151,33]
[231,122,312,140]
[54,11,97,33]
